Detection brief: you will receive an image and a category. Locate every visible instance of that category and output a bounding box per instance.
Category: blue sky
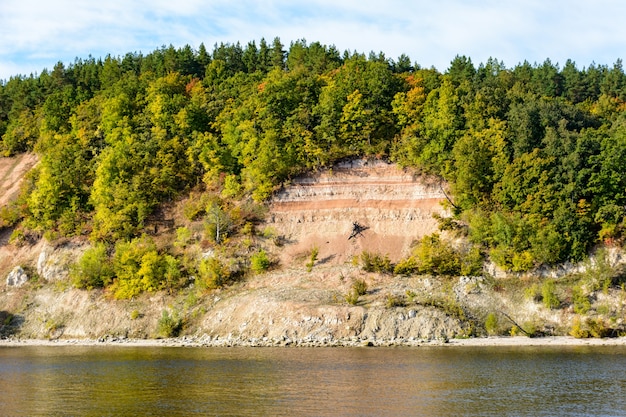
[1,0,625,81]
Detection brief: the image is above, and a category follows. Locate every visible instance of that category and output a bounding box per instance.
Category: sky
[1,0,625,81]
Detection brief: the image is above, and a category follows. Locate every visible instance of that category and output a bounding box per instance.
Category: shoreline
[2,335,626,348]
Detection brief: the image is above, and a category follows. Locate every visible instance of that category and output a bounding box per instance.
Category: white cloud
[1,0,625,80]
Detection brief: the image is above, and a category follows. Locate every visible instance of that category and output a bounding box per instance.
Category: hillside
[1,158,625,344]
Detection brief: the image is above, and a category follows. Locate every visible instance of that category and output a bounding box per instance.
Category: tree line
[1,38,626,273]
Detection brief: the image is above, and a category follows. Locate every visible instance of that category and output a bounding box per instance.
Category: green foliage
[157,309,183,338]
[250,249,271,273]
[360,251,393,274]
[351,278,368,296]
[393,256,419,276]
[572,285,591,314]
[580,248,620,292]
[541,279,560,309]
[484,312,499,335]
[403,233,483,276]
[524,283,541,302]
[221,174,242,198]
[197,257,231,289]
[344,290,360,305]
[204,199,232,244]
[306,246,319,272]
[570,316,613,338]
[385,293,405,308]
[110,235,171,299]
[569,316,589,338]
[0,202,23,229]
[71,243,114,289]
[174,226,193,249]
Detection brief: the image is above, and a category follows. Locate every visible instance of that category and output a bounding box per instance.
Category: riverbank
[2,335,626,348]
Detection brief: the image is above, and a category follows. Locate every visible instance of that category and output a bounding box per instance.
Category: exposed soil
[0,153,37,208]
[267,158,449,265]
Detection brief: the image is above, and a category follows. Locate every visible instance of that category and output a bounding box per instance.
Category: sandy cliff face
[268,159,449,264]
[0,153,37,208]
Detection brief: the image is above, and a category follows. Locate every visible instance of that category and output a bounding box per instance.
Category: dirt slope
[268,159,449,265]
[0,153,37,208]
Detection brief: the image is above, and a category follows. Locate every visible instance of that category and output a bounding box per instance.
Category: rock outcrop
[6,266,28,287]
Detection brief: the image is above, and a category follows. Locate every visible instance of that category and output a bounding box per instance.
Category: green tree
[111,235,167,299]
[71,243,114,289]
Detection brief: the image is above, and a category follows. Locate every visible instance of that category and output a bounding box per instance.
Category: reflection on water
[0,345,624,416]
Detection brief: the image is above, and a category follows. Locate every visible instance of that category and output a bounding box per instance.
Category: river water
[0,345,624,416]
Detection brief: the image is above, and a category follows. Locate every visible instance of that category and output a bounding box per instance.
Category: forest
[1,38,626,297]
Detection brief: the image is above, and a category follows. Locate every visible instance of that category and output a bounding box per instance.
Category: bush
[408,234,484,276]
[569,316,589,338]
[393,257,418,276]
[351,278,368,296]
[174,226,193,249]
[110,235,169,299]
[385,293,405,308]
[569,316,613,338]
[306,246,319,272]
[485,312,498,335]
[524,283,541,302]
[541,279,560,309]
[344,290,360,305]
[250,249,271,273]
[572,285,591,314]
[157,309,183,338]
[412,234,460,275]
[71,243,114,289]
[197,257,231,289]
[360,251,393,274]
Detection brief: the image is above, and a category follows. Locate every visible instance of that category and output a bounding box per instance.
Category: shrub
[110,235,169,299]
[71,243,114,289]
[409,234,483,276]
[0,202,22,228]
[587,318,612,338]
[485,312,498,335]
[541,279,560,309]
[306,246,319,272]
[197,257,231,289]
[157,309,183,338]
[241,222,255,236]
[385,293,405,308]
[221,174,242,198]
[460,246,484,276]
[250,249,271,273]
[524,283,541,302]
[360,251,393,274]
[261,227,277,239]
[569,316,589,338]
[162,255,185,291]
[412,234,460,275]
[352,278,368,296]
[393,257,418,276]
[174,226,193,249]
[344,290,360,305]
[572,285,591,314]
